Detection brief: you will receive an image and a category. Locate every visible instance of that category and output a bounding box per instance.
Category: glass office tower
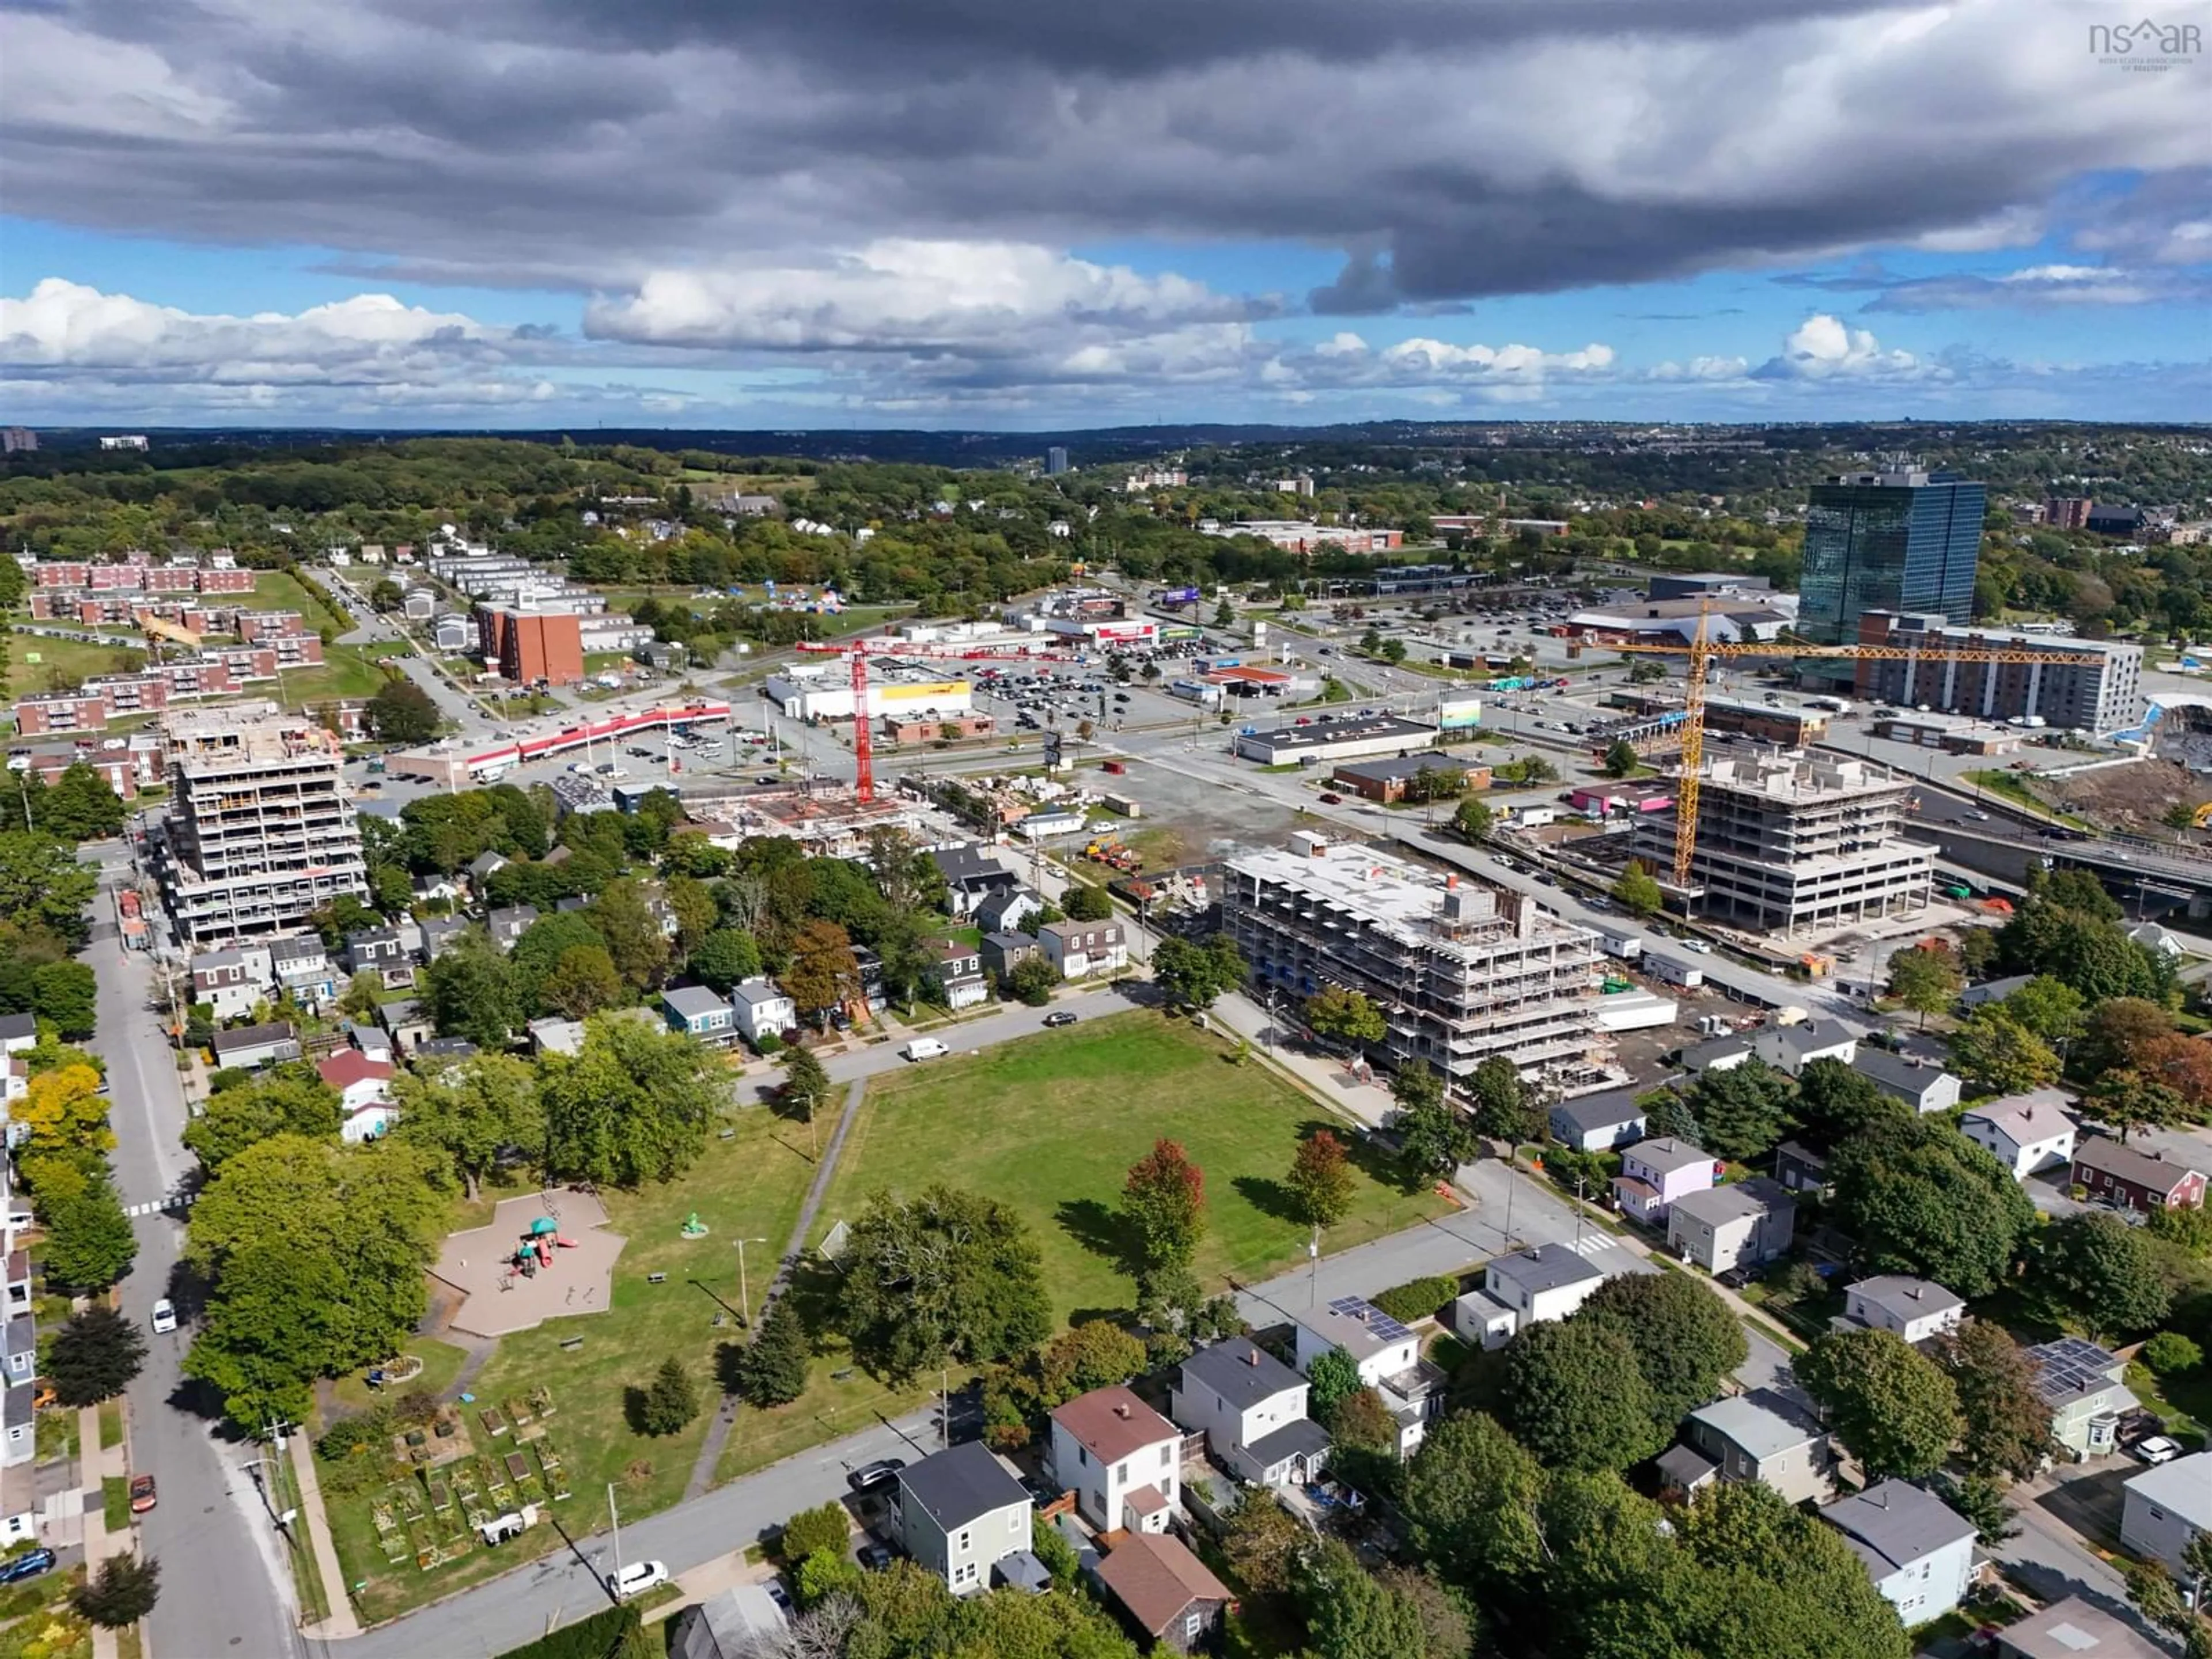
[1798,469,1985,642]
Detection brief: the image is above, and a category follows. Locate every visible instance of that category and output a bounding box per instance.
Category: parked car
[150,1300,178,1335]
[0,1550,55,1586]
[848,1459,907,1494]
[1318,792,1343,804]
[857,1543,895,1572]
[1043,1011,1078,1028]
[608,1560,670,1600]
[130,1474,157,1513]
[2135,1435,2184,1465]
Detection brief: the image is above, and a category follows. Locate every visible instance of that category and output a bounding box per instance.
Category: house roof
[1051,1387,1177,1464]
[1996,1597,2165,1659]
[1039,918,1121,943]
[347,925,402,948]
[1094,1533,1232,1637]
[1821,1480,1975,1577]
[1774,1138,1828,1171]
[1244,1418,1331,1468]
[1331,750,1482,783]
[2074,1137,2202,1194]
[1773,1018,1855,1054]
[1687,1388,1824,1459]
[0,1013,35,1043]
[468,850,510,877]
[1959,972,2034,1007]
[732,979,789,1009]
[932,939,978,964]
[191,948,251,974]
[1656,1444,1718,1489]
[980,931,1036,957]
[662,986,727,1019]
[1624,1137,1714,1176]
[672,1585,789,1659]
[1964,1091,2077,1143]
[994,1550,1052,1594]
[1180,1338,1304,1412]
[212,1021,294,1055]
[2025,1336,2126,1407]
[269,933,324,964]
[929,844,1012,885]
[1847,1276,1964,1324]
[1550,1089,1647,1135]
[1679,1034,1754,1070]
[316,1050,393,1093]
[1294,1296,1414,1363]
[1487,1243,1606,1298]
[2122,1450,2212,1531]
[1669,1179,1793,1229]
[1853,1047,1952,1096]
[527,1017,586,1056]
[486,904,538,934]
[896,1441,1027,1533]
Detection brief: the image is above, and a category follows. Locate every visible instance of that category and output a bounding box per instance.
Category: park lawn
[813,1012,1453,1323]
[325,1107,816,1624]
[322,1336,472,1426]
[2,633,146,697]
[252,570,347,632]
[268,644,388,707]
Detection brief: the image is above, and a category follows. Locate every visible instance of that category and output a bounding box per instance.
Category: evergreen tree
[735,1300,810,1407]
[635,1355,700,1435]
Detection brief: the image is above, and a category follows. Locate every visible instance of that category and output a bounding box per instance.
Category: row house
[192,942,276,1021]
[235,611,310,642]
[1039,919,1127,980]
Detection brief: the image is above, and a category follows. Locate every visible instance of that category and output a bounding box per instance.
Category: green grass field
[3,632,147,698]
[268,643,389,708]
[324,1104,817,1624]
[251,570,347,632]
[813,1012,1452,1321]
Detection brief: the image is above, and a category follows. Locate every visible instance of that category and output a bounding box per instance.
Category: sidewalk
[290,1433,363,1641]
[77,1403,129,1659]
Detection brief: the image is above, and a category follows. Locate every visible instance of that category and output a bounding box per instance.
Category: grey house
[1854,1048,1961,1116]
[894,1441,1036,1595]
[980,931,1041,983]
[210,1021,301,1072]
[1666,1179,1796,1275]
[1684,1388,1833,1505]
[486,905,539,952]
[975,887,1044,935]
[1548,1090,1647,1153]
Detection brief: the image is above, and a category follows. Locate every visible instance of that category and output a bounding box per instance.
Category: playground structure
[430,1191,626,1340]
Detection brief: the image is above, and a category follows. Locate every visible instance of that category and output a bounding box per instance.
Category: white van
[900,1038,949,1062]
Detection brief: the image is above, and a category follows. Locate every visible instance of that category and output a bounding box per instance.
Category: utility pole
[734,1237,769,1325]
[607,1481,623,1586]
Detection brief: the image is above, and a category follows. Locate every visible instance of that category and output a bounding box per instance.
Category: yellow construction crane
[137,614,204,651]
[1607,619,2104,892]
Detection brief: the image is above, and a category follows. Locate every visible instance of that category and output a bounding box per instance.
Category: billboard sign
[1439,697,1484,730]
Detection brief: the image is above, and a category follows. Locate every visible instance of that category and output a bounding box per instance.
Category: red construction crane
[793,637,1080,801]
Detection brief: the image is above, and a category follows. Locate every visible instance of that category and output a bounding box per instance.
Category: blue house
[662,985,734,1043]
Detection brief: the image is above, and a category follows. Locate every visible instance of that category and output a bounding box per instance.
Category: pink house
[1611,1137,1719,1225]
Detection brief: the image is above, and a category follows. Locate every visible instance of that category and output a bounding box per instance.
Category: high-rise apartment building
[157,702,368,944]
[1798,468,1986,642]
[1222,840,1605,1086]
[2044,497,2094,531]
[1856,611,2144,734]
[1045,446,1070,476]
[475,606,586,685]
[1,428,36,454]
[1632,752,1933,934]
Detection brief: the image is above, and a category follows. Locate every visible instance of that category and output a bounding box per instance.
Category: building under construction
[156,701,368,945]
[1222,838,1605,1086]
[1633,750,1933,934]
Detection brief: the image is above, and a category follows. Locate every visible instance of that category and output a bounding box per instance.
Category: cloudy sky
[2,0,2209,429]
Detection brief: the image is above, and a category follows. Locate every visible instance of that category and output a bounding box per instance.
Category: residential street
[82,876,306,1659]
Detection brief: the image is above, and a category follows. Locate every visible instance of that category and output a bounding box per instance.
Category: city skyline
[1,0,2207,429]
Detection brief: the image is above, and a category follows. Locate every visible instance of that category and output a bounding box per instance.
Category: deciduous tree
[538,1014,720,1187]
[2041,1211,2172,1339]
[1122,1139,1205,1272]
[1151,934,1244,1011]
[74,1554,160,1629]
[183,1070,342,1169]
[1304,986,1386,1046]
[1886,944,1963,1027]
[1286,1128,1356,1228]
[1581,1271,1749,1432]
[1504,1319,1666,1473]
[687,927,762,994]
[836,1184,1052,1382]
[1687,1055,1793,1163]
[1830,1116,2035,1297]
[1948,1007,2062,1095]
[782,919,859,1029]
[1797,1326,1963,1480]
[1468,1055,1544,1143]
[1400,1411,1544,1591]
[423,927,522,1050]
[363,677,440,744]
[539,944,625,1019]
[1307,1346,1362,1422]
[1930,1320,2056,1480]
[1611,860,1664,917]
[391,1053,541,1199]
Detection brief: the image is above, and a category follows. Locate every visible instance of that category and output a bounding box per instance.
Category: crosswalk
[1555,1233,1613,1256]
[124,1194,197,1219]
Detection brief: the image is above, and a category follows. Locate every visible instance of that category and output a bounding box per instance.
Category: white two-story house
[1450,1242,1612,1350]
[1291,1296,1445,1457]
[1820,1480,1978,1627]
[1836,1277,1966,1347]
[1171,1337,1328,1489]
[1047,1386,1181,1536]
[730,979,795,1047]
[1960,1092,2078,1181]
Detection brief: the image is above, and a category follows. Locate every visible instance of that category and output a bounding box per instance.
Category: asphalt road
[85,880,306,1659]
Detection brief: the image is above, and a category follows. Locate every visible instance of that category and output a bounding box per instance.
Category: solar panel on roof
[2029,1336,2119,1400]
[1327,1295,1412,1346]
